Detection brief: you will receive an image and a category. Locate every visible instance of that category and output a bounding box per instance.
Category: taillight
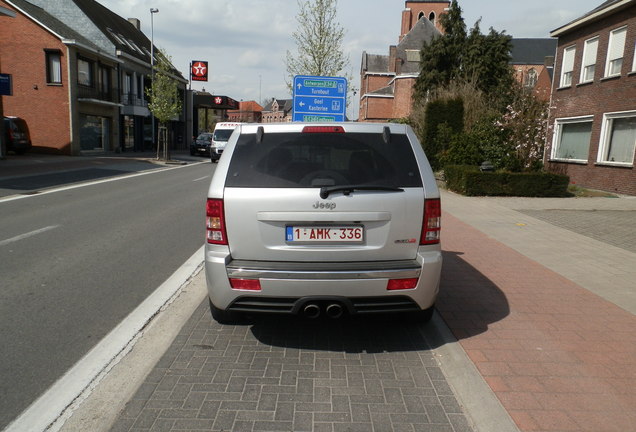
[387,278,419,291]
[206,198,227,245]
[421,198,441,245]
[229,278,261,291]
[302,126,345,133]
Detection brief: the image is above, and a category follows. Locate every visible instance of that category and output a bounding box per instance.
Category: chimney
[128,18,141,30]
[389,45,397,74]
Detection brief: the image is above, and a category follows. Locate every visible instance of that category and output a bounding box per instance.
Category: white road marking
[0,161,207,204]
[193,175,210,182]
[3,246,205,432]
[0,225,59,247]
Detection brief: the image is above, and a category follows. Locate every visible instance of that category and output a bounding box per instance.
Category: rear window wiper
[319,185,404,199]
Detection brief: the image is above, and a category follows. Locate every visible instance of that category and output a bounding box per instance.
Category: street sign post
[292,75,347,122]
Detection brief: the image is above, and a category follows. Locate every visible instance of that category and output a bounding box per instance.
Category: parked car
[205,122,442,324]
[210,122,239,162]
[190,132,213,156]
[3,116,32,155]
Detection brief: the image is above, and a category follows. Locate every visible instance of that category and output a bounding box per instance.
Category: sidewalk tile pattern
[111,304,475,432]
[518,209,636,254]
[437,213,636,432]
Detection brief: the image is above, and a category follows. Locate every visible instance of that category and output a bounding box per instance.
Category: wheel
[209,299,240,324]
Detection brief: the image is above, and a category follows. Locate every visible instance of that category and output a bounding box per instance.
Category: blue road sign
[0,74,12,96]
[293,75,347,122]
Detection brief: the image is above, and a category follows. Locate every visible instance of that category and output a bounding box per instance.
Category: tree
[413,0,513,104]
[285,0,351,91]
[147,49,182,161]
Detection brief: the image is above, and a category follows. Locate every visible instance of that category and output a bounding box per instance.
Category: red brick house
[511,39,557,101]
[1,0,186,155]
[1,0,119,154]
[227,101,263,123]
[546,0,636,195]
[359,1,448,122]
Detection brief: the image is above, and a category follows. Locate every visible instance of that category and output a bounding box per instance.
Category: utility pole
[150,7,158,156]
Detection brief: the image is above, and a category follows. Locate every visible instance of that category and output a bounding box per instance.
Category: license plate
[286,226,364,243]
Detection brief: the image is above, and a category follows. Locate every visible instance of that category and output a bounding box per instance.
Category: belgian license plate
[286,226,364,243]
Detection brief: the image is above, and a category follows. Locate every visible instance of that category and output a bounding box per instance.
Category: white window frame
[551,116,594,162]
[559,45,576,87]
[580,36,599,83]
[632,41,636,72]
[597,111,636,166]
[604,26,627,78]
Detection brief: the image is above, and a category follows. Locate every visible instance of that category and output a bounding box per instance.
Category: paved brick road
[111,306,475,432]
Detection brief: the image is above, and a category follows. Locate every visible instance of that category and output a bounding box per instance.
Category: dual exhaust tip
[303,302,344,319]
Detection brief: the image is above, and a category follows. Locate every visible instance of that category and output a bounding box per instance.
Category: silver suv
[205,122,442,323]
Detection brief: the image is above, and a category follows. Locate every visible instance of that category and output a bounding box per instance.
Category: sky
[97,0,604,117]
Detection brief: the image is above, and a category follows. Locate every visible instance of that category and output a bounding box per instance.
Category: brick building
[0,0,186,155]
[261,98,292,123]
[227,101,263,123]
[511,38,557,101]
[359,1,447,122]
[546,0,635,195]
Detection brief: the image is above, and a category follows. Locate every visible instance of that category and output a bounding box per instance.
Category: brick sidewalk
[438,213,636,432]
[110,306,476,432]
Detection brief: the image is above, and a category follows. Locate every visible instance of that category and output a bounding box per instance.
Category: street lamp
[150,7,158,152]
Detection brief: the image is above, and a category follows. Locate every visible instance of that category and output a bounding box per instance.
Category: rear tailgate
[224,187,424,262]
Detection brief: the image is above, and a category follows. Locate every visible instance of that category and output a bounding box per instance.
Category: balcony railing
[121,93,148,107]
[77,85,117,103]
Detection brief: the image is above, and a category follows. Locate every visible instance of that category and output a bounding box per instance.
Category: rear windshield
[213,129,234,141]
[225,132,423,188]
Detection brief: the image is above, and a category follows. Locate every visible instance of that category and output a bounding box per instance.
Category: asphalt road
[0,160,214,429]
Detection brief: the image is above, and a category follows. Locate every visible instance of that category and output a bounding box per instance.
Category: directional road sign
[293,75,347,122]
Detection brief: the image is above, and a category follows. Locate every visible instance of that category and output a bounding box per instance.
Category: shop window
[598,112,636,165]
[552,117,593,161]
[80,114,110,151]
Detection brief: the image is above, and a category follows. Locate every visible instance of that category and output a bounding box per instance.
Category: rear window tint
[225,132,423,188]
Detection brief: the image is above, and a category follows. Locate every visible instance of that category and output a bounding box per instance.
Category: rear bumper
[227,259,422,280]
[205,247,442,314]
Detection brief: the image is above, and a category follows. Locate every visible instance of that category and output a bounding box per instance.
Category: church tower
[400,1,450,40]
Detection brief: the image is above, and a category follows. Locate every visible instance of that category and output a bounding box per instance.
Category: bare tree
[285,0,351,92]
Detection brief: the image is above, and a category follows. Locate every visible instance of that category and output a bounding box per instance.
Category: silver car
[205,122,442,323]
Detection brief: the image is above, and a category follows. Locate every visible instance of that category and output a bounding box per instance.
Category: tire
[209,299,240,324]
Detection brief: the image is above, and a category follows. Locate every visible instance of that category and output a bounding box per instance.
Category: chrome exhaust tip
[325,303,343,319]
[303,303,321,319]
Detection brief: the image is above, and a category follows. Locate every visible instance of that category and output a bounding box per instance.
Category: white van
[210,122,240,162]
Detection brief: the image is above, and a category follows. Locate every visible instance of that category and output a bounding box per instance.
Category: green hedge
[444,165,570,197]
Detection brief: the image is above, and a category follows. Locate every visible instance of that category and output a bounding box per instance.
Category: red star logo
[192,62,207,77]
[214,97,222,105]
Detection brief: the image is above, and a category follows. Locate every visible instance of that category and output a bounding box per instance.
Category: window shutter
[563,46,575,72]
[583,38,598,67]
[608,27,626,61]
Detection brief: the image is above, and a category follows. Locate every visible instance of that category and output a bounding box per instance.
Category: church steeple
[400,1,450,40]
